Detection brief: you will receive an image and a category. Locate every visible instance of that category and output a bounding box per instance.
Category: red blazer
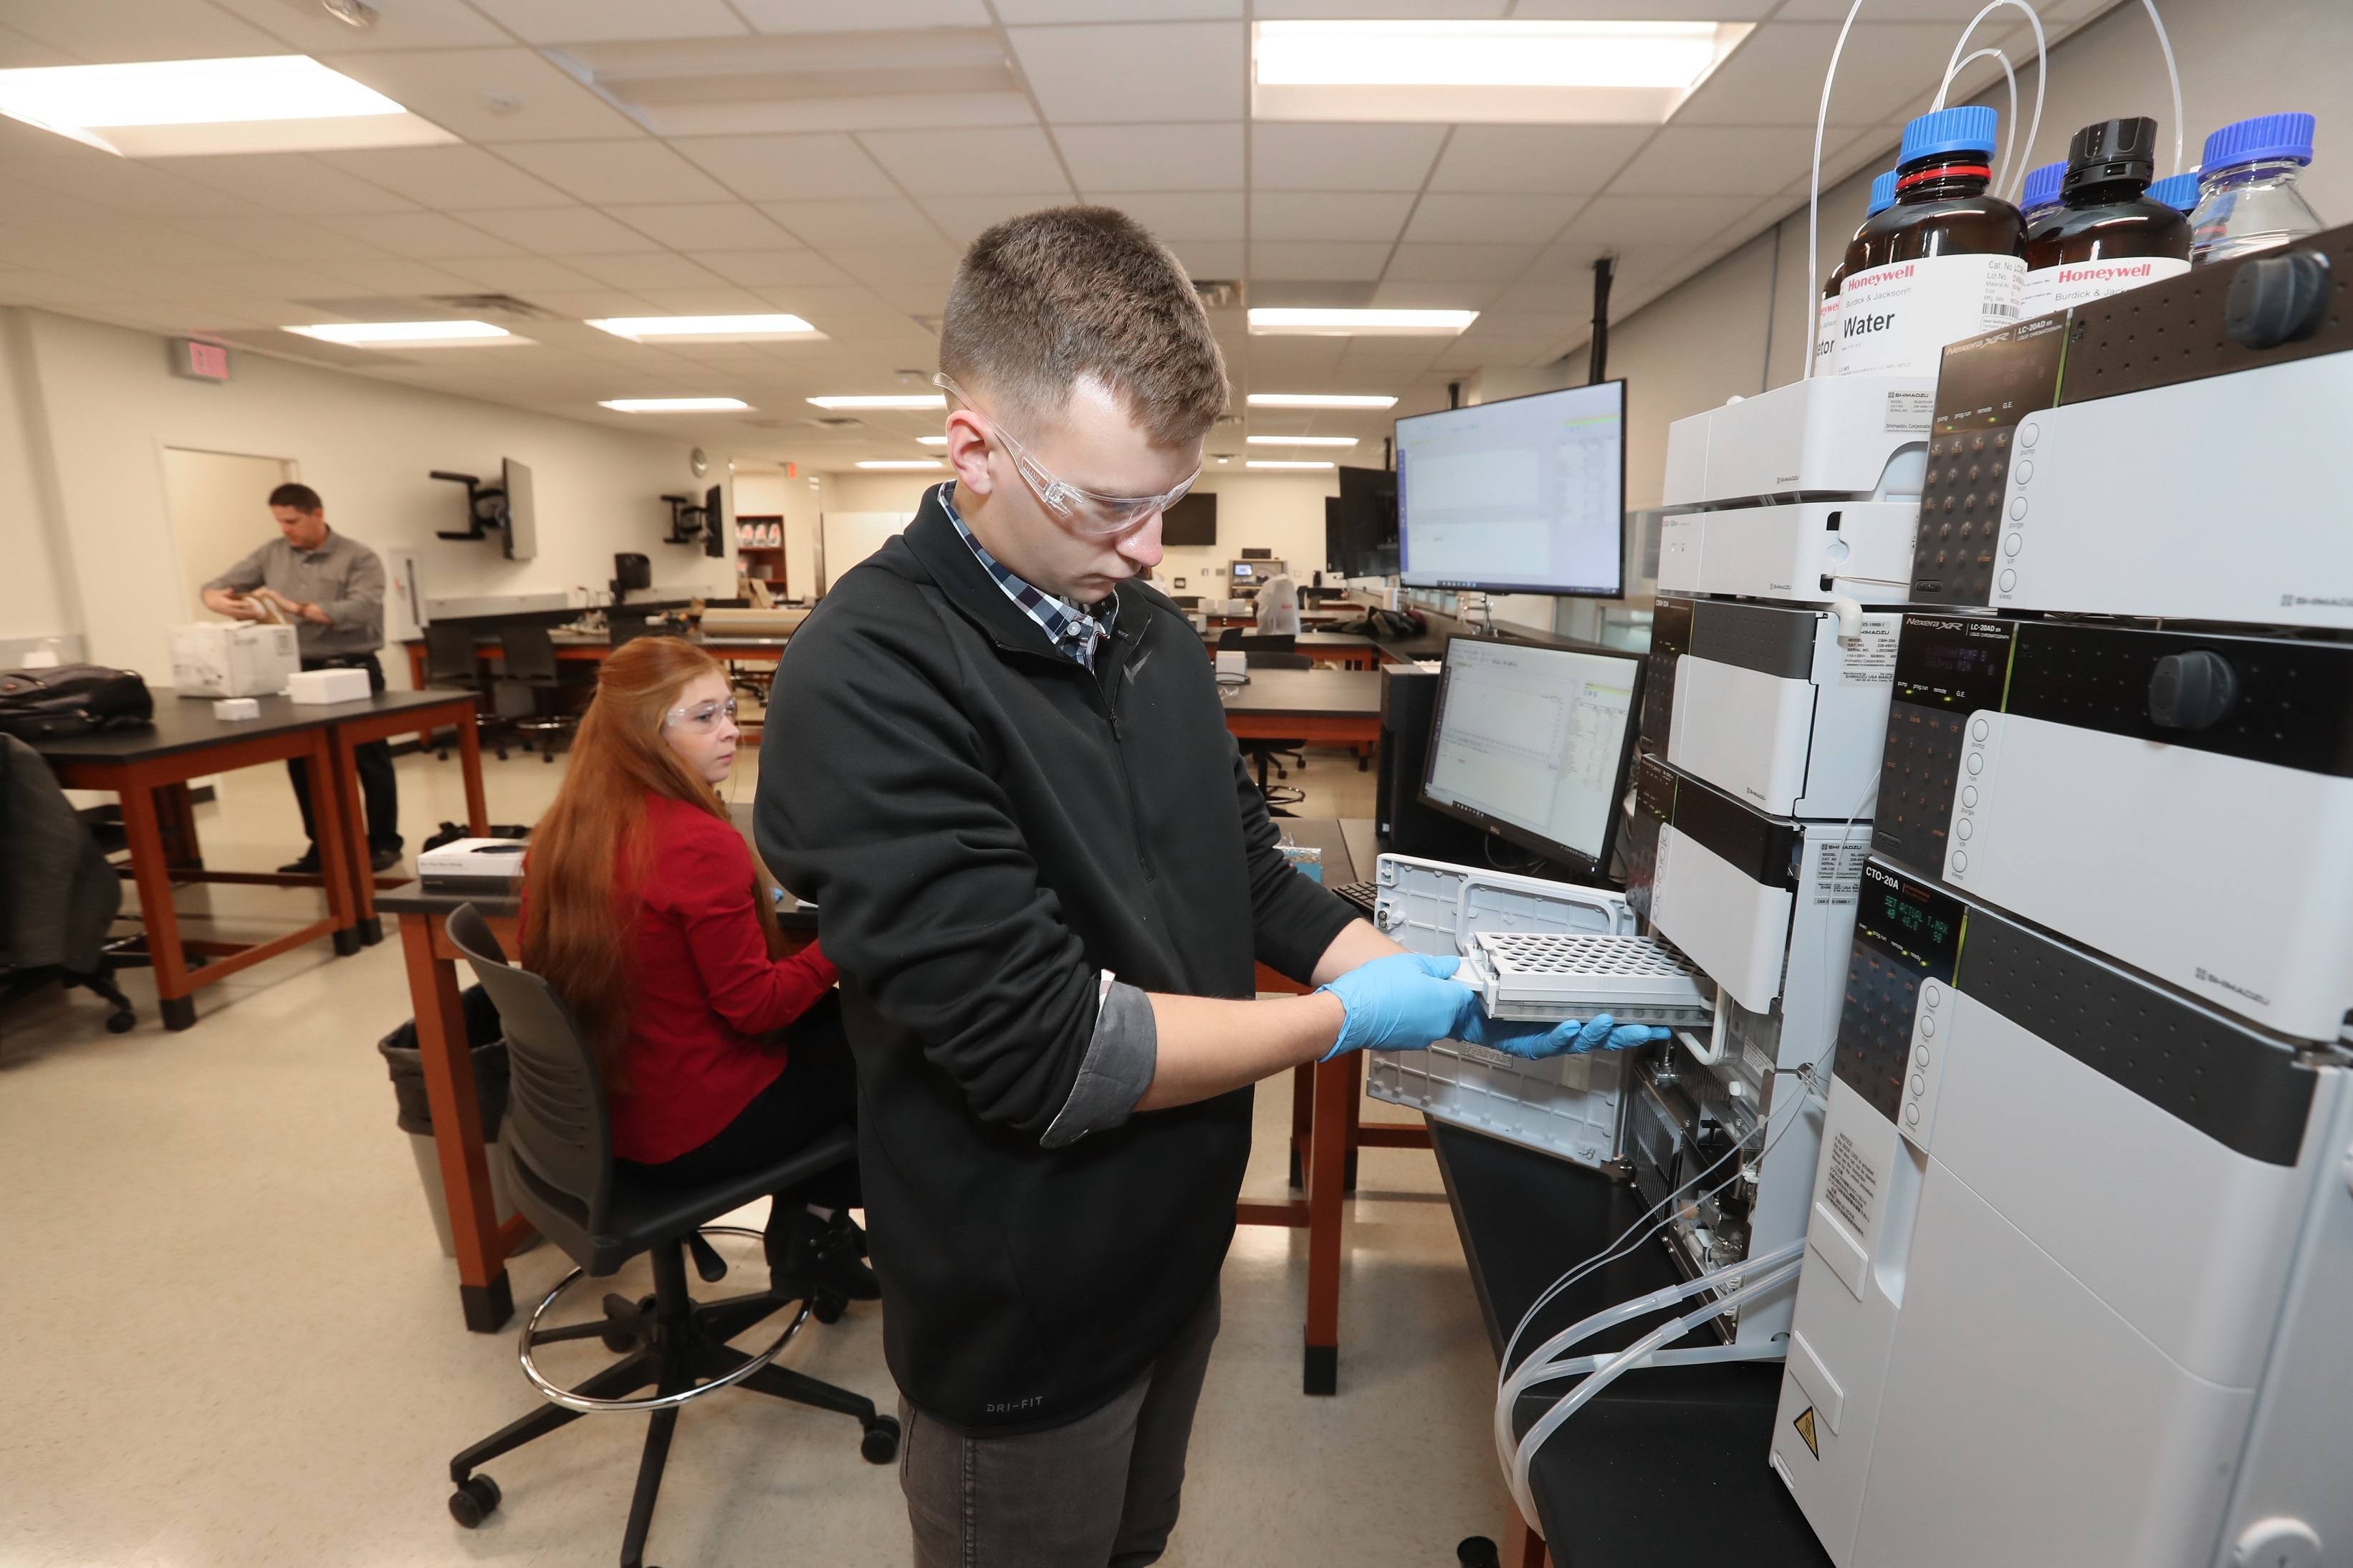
[608,794,838,1163]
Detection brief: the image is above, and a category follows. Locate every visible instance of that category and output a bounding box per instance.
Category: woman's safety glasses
[663,696,737,734]
[933,372,1197,537]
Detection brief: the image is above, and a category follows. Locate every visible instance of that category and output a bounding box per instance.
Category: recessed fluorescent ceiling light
[858,460,942,470]
[1247,460,1338,471]
[0,55,458,156]
[286,320,514,347]
[808,394,947,410]
[1249,308,1476,337]
[599,397,752,413]
[585,314,823,343]
[1246,435,1360,448]
[916,435,949,446]
[1247,393,1397,410]
[1251,20,1753,125]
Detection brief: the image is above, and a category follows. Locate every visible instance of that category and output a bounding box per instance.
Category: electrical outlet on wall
[1175,577,1187,589]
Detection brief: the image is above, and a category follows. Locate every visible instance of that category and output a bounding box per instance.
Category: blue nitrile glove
[1317,952,1480,1059]
[1463,1012,1674,1061]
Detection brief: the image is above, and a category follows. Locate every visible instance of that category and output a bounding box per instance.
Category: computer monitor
[1419,634,1645,877]
[1328,465,1399,577]
[500,458,537,562]
[1394,381,1626,597]
[1231,561,1256,582]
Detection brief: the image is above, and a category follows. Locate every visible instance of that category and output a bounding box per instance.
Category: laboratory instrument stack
[1767,222,2353,1568]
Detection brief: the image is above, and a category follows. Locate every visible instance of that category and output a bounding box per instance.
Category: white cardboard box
[171,623,297,698]
[287,666,371,705]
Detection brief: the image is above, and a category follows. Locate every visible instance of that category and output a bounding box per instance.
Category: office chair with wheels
[422,622,511,762]
[494,625,578,763]
[440,905,896,1568]
[1237,650,1315,807]
[1217,625,1244,649]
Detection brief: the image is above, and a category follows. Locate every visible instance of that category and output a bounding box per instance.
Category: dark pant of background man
[898,1281,1222,1568]
[285,653,401,862]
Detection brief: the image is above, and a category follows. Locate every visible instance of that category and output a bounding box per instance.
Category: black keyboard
[1335,879,1379,915]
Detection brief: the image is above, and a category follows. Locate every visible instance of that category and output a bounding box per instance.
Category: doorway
[162,448,297,616]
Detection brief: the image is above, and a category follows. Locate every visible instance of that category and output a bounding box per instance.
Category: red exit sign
[171,338,231,382]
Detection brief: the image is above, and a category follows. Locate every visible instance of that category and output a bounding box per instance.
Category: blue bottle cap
[2021,161,2065,213]
[1900,105,2000,165]
[2200,112,2316,173]
[1865,170,1899,215]
[2147,171,2200,211]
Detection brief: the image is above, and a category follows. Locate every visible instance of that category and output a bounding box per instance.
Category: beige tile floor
[0,737,1522,1568]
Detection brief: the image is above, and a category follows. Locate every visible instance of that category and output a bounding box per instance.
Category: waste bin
[379,984,528,1258]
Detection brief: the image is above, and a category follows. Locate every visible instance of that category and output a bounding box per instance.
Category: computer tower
[1376,665,1487,861]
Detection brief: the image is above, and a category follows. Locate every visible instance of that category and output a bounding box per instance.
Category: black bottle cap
[2063,116,2160,196]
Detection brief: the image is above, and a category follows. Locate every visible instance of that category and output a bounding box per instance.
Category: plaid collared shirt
[940,483,1118,672]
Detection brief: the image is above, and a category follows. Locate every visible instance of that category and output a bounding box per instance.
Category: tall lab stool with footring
[437,904,896,1568]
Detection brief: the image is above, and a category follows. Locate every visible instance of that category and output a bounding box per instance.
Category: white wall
[11,309,737,687]
[0,309,76,652]
[160,447,294,620]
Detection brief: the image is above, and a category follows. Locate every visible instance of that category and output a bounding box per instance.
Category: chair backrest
[1239,633,1298,653]
[497,624,560,681]
[1246,650,1315,670]
[423,622,484,685]
[1216,626,1244,648]
[446,903,613,1261]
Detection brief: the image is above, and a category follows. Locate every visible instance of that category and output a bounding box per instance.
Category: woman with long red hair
[522,636,872,1300]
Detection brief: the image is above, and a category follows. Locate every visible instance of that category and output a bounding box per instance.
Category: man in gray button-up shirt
[200,482,403,872]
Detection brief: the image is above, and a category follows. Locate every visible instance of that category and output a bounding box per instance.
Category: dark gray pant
[286,653,401,853]
[899,1283,1221,1568]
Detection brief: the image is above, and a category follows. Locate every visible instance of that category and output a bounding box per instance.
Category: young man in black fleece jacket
[757,206,1664,1567]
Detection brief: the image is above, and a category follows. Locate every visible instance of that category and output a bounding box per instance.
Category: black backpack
[0,665,155,741]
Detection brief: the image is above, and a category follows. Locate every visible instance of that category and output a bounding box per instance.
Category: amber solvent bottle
[1835,105,2026,377]
[2021,116,2191,315]
[1816,170,1897,371]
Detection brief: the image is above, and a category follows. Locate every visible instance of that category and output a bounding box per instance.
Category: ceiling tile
[163,155,421,217]
[689,250,856,288]
[1166,241,1244,279]
[528,289,666,317]
[668,135,898,202]
[1367,279,1504,309]
[1061,123,1242,193]
[1402,195,1583,247]
[316,147,575,210]
[1252,124,1447,193]
[917,193,1075,244]
[605,203,800,249]
[557,253,731,291]
[1008,23,1245,124]
[1088,192,1244,241]
[328,259,497,294]
[323,49,649,143]
[1675,23,1975,126]
[12,152,270,218]
[757,198,943,248]
[0,24,74,67]
[495,142,737,205]
[206,0,508,50]
[996,0,1240,16]
[317,213,524,260]
[1247,241,1391,282]
[734,0,992,27]
[1255,0,1505,14]
[0,0,283,60]
[1425,125,1654,195]
[628,288,777,315]
[1251,191,1414,243]
[1610,125,1836,197]
[459,206,665,254]
[1383,240,1545,281]
[1775,0,2005,17]
[859,127,1072,198]
[169,216,394,263]
[431,256,610,294]
[463,0,748,43]
[1553,193,1745,250]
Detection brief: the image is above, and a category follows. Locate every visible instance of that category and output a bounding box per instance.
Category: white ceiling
[0,0,2117,466]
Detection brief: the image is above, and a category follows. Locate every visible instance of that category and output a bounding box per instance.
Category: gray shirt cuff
[1040,978,1157,1149]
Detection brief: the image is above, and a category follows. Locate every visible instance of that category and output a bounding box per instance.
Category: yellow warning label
[1793,1405,1821,1460]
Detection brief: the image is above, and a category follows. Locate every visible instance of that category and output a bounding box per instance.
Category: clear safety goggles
[663,696,737,734]
[933,372,1198,537]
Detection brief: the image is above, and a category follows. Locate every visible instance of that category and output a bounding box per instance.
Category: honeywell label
[2020,255,2190,316]
[1883,389,1933,433]
[1824,1130,1879,1237]
[1834,254,2026,377]
[1814,295,1841,368]
[1841,613,1900,685]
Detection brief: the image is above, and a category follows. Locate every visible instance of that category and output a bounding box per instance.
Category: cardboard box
[287,666,371,705]
[171,622,298,698]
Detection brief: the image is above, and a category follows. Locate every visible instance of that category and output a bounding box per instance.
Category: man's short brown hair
[940,206,1227,447]
[268,481,322,513]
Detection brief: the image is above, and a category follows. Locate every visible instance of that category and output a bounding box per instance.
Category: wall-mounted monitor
[1330,465,1399,577]
[1395,381,1626,597]
[1163,490,1217,547]
[501,458,537,562]
[703,481,727,559]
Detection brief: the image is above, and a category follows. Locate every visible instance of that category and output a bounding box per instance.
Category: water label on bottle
[1814,294,1841,368]
[2020,256,2190,316]
[1834,254,2026,377]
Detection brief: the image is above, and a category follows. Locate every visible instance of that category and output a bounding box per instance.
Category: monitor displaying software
[1394,381,1626,597]
[1419,635,1644,875]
